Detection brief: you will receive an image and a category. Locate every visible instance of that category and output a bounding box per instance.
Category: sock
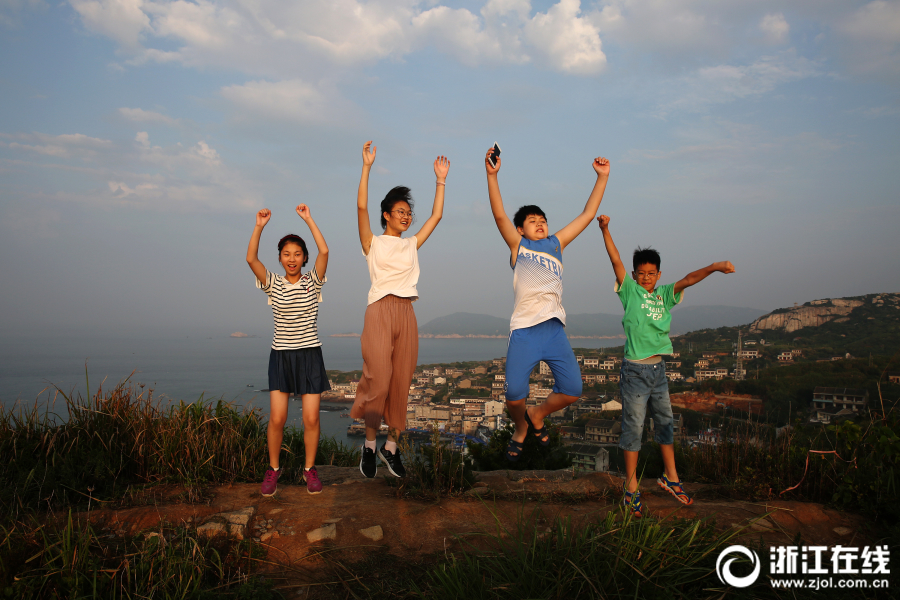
[384,440,398,454]
[364,439,376,451]
[305,466,312,472]
[271,466,280,471]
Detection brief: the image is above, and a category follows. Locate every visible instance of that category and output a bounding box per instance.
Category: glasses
[391,210,414,218]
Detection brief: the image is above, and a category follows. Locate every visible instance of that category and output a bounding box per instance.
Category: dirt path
[78,467,872,596]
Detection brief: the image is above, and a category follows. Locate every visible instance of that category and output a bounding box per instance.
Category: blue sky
[1,0,899,339]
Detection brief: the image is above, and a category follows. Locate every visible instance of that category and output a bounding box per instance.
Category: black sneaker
[378,444,406,478]
[360,445,377,478]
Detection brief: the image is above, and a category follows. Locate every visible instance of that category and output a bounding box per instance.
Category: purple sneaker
[260,467,281,497]
[304,466,323,495]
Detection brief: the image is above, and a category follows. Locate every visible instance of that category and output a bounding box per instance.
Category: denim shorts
[618,359,674,452]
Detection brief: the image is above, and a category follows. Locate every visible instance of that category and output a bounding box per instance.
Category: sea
[0,333,620,445]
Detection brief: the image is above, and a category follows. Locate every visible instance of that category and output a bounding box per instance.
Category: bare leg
[659,444,683,488]
[530,392,579,423]
[624,449,639,494]
[301,393,321,469]
[506,398,528,445]
[268,390,290,469]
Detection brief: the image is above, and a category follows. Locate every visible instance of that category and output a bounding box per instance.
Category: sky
[1,0,899,340]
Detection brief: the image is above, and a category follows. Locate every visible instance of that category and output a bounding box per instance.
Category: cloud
[2,132,114,159]
[659,51,821,115]
[69,0,150,49]
[835,0,900,80]
[69,0,606,77]
[220,78,359,125]
[759,12,789,45]
[0,130,257,211]
[118,107,180,126]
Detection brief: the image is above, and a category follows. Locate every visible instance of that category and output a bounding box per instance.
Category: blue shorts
[618,359,674,452]
[505,318,582,402]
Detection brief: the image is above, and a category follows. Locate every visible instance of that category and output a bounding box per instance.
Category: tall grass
[0,379,359,514]
[0,512,282,599]
[388,430,477,498]
[677,411,900,523]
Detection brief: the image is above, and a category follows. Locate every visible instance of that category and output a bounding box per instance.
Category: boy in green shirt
[598,215,735,517]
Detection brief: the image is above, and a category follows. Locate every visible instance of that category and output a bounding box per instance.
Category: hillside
[419,305,767,338]
[677,292,900,356]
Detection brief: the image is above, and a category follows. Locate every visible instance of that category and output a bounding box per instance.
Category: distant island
[230,332,250,338]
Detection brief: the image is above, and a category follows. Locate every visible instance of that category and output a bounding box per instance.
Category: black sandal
[524,411,550,446]
[506,439,524,462]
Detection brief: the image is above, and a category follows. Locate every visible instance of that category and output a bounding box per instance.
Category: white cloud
[759,12,789,45]
[119,107,179,126]
[69,0,150,48]
[835,0,900,80]
[220,78,360,125]
[659,51,820,115]
[2,132,114,159]
[524,0,605,74]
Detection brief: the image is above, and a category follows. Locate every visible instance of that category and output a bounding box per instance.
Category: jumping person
[485,147,610,462]
[247,204,330,497]
[352,141,450,478]
[597,214,734,517]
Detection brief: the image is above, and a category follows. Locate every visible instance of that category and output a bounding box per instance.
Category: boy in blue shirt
[485,147,610,461]
[597,214,734,516]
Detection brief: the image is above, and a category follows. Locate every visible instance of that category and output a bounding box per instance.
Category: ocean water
[0,333,619,443]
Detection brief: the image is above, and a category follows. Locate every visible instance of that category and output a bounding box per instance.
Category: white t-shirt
[256,268,326,350]
[364,235,419,305]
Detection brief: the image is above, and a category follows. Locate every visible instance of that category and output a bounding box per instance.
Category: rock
[359,525,383,541]
[307,523,337,543]
[833,527,853,536]
[322,518,342,524]
[270,508,284,514]
[261,531,280,542]
[197,507,256,539]
[466,487,490,497]
[473,482,489,488]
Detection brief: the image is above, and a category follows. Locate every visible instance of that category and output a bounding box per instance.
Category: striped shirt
[256,268,326,350]
[509,235,565,331]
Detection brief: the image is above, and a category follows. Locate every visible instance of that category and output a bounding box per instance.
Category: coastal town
[323,328,875,474]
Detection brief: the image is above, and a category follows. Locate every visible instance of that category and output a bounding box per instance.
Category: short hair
[278,234,309,267]
[633,247,660,271]
[513,205,546,229]
[380,186,414,229]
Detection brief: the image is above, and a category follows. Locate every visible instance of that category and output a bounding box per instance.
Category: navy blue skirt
[268,347,331,395]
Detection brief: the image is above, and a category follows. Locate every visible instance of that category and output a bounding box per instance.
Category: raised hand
[485,147,500,175]
[597,215,610,229]
[716,261,736,274]
[256,208,271,228]
[362,141,377,167]
[593,156,610,176]
[296,204,311,220]
[434,155,450,181]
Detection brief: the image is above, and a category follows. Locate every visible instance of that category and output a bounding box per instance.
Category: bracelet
[436,181,445,186]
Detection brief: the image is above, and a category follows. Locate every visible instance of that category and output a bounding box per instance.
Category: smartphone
[488,142,501,168]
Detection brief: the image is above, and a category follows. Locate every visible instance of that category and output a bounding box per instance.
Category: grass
[0,378,359,515]
[0,512,283,599]
[313,506,897,599]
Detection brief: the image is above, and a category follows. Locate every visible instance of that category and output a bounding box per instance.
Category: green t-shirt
[615,276,683,361]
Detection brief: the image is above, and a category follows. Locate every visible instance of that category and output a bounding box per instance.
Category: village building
[566,444,609,472]
[585,419,621,444]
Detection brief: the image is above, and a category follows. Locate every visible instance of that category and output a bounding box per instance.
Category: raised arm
[484,147,520,257]
[674,261,735,295]
[246,209,271,284]
[555,157,610,251]
[414,155,449,249]
[296,204,329,278]
[358,141,376,255]
[597,215,627,285]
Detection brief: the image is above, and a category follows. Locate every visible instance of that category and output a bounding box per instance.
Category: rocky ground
[77,467,872,597]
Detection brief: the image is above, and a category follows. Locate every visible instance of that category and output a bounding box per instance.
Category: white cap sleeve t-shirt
[364,235,420,305]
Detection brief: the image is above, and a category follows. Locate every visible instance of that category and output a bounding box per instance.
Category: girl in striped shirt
[247,204,330,497]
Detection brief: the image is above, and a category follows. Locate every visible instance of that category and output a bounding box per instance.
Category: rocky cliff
[749,293,899,333]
